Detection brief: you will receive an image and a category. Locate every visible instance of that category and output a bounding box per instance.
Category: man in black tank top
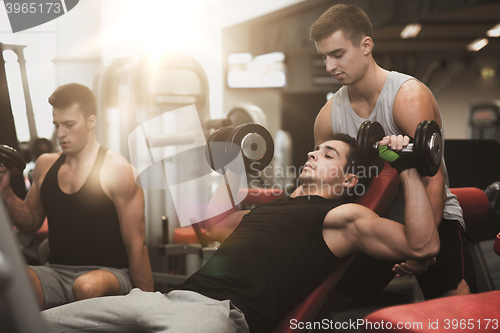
[0,83,153,309]
[42,134,440,333]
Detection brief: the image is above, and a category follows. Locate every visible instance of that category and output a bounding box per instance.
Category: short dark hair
[309,4,373,46]
[48,83,97,118]
[326,133,374,198]
[325,133,357,173]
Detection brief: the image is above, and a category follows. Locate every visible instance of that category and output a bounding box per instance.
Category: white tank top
[330,71,464,228]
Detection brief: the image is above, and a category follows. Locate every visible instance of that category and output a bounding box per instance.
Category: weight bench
[156,188,286,285]
[363,290,500,333]
[272,162,400,333]
[361,186,495,333]
[450,187,494,291]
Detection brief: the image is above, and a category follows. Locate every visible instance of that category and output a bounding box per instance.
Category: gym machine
[468,100,500,141]
[94,54,211,244]
[94,54,282,285]
[0,43,39,200]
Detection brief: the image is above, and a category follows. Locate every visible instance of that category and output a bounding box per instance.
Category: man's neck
[294,184,342,200]
[347,64,390,118]
[65,136,100,168]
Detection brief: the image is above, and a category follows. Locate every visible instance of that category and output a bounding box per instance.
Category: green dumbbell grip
[378,145,399,163]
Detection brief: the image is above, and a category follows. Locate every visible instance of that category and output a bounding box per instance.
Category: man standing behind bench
[310,4,475,299]
[0,83,153,309]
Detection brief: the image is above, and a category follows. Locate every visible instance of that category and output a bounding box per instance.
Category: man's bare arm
[314,99,334,147]
[105,153,153,292]
[393,80,446,225]
[0,155,53,233]
[350,168,440,261]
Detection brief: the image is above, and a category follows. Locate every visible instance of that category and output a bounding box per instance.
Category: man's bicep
[112,173,146,245]
[393,80,442,136]
[314,101,333,146]
[354,216,411,261]
[25,155,55,227]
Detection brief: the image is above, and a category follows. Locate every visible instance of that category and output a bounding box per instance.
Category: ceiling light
[400,24,422,39]
[467,38,489,52]
[487,23,500,37]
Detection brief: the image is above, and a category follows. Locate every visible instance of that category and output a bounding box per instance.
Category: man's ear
[361,36,373,55]
[87,115,97,130]
[342,173,359,188]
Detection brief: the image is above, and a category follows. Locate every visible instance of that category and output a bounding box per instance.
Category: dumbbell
[0,145,26,174]
[206,123,274,173]
[356,120,442,177]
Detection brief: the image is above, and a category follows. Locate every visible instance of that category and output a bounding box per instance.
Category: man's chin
[59,145,74,155]
[297,175,314,186]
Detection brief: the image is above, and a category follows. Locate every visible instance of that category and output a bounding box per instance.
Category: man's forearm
[128,245,154,292]
[2,188,38,232]
[400,168,440,256]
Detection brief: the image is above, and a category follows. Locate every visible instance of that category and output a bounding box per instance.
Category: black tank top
[176,195,345,332]
[40,146,129,268]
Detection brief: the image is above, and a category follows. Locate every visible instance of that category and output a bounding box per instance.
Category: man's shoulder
[34,152,62,173]
[395,75,433,102]
[330,85,347,101]
[30,152,61,187]
[102,149,130,168]
[394,77,440,126]
[324,202,373,227]
[399,77,426,91]
[101,149,137,191]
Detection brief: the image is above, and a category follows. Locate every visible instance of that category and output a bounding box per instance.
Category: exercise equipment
[206,103,269,133]
[356,120,442,177]
[468,100,500,141]
[206,123,274,173]
[224,103,269,129]
[363,290,500,333]
[95,54,211,249]
[362,186,495,333]
[0,145,26,173]
[0,43,35,199]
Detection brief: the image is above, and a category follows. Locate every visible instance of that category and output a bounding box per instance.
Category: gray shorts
[43,289,249,333]
[29,264,134,309]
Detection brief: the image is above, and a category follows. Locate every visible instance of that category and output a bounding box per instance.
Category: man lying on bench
[42,133,439,333]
